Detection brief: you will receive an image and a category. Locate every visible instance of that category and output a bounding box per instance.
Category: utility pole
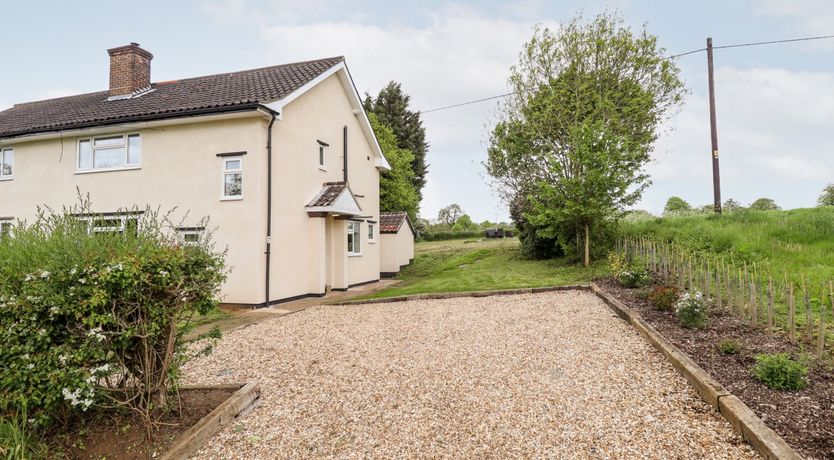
[707,37,722,214]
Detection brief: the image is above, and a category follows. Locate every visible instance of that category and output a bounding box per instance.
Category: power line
[420,92,516,114]
[714,34,834,50]
[418,33,834,114]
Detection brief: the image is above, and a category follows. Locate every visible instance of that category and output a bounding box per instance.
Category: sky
[2,0,834,222]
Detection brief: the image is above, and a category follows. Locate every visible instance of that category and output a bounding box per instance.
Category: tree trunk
[583,223,590,268]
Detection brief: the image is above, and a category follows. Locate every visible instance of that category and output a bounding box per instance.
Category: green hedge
[418,230,485,241]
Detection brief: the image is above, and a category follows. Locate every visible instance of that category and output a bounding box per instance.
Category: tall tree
[368,113,419,220]
[487,13,685,266]
[818,183,834,207]
[749,198,780,211]
[364,82,429,202]
[437,204,464,226]
[663,197,692,215]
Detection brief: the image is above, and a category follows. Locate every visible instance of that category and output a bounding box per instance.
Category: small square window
[0,219,13,238]
[0,148,13,178]
[317,141,328,170]
[347,221,361,255]
[222,157,243,200]
[179,228,203,246]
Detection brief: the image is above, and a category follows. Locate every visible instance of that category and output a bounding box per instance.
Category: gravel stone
[182,290,759,459]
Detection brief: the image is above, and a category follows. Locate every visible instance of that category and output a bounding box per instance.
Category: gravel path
[183,290,758,459]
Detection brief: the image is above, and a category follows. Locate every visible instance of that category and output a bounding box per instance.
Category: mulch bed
[597,277,834,460]
[45,387,236,460]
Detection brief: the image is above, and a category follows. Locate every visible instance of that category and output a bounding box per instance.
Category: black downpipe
[265,112,277,306]
[343,125,348,182]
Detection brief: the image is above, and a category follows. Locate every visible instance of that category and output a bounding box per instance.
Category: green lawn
[363,238,604,299]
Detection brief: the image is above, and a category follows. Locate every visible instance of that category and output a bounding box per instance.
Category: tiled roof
[379,212,409,233]
[307,182,347,207]
[0,56,344,138]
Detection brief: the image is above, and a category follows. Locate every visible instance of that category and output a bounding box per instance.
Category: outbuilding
[379,212,416,277]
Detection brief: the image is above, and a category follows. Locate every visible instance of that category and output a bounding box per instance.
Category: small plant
[0,411,46,459]
[718,339,742,355]
[753,353,808,391]
[619,269,650,288]
[648,285,679,311]
[635,287,651,300]
[674,291,708,328]
[607,251,629,279]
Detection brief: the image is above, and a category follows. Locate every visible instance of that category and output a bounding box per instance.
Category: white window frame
[0,148,13,180]
[76,133,141,173]
[178,228,203,246]
[80,214,141,234]
[0,218,13,238]
[347,220,362,256]
[368,223,375,243]
[317,141,328,171]
[221,156,244,201]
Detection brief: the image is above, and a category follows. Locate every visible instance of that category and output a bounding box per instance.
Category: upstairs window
[78,134,141,171]
[347,220,361,255]
[368,223,375,243]
[0,148,13,179]
[222,157,243,200]
[317,140,328,170]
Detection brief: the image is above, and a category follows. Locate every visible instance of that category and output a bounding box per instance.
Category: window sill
[369,241,376,244]
[318,166,327,171]
[0,177,13,181]
[348,253,363,257]
[221,196,244,201]
[75,166,141,175]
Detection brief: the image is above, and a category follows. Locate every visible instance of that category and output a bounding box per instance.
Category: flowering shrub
[674,291,708,329]
[0,199,226,426]
[618,270,650,288]
[647,285,678,311]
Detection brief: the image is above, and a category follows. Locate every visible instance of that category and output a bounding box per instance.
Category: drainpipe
[264,110,277,307]
[343,125,348,183]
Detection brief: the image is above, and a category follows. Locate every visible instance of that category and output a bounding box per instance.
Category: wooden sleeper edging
[327,284,591,306]
[161,381,261,460]
[590,283,801,460]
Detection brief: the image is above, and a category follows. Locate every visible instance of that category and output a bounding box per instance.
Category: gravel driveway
[183,290,758,459]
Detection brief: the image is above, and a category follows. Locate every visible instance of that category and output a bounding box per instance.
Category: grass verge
[362,238,604,299]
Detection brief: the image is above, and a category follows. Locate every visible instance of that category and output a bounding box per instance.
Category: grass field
[620,208,834,286]
[363,238,605,299]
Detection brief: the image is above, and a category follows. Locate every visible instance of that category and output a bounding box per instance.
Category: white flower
[87,327,106,342]
[24,274,34,282]
[70,267,78,276]
[39,270,50,279]
[27,363,34,369]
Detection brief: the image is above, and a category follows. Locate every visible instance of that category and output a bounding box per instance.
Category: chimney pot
[107,43,153,98]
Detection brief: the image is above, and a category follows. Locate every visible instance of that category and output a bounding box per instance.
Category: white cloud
[754,0,834,50]
[642,65,834,213]
[258,6,554,220]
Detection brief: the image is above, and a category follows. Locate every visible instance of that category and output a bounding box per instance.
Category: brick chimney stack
[107,43,153,98]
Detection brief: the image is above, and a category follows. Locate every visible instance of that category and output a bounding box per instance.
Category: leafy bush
[674,291,708,328]
[0,199,226,426]
[618,270,650,288]
[717,339,742,355]
[753,353,808,391]
[648,285,678,311]
[607,251,628,279]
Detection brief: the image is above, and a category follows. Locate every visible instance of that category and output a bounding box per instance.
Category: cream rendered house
[0,43,390,307]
